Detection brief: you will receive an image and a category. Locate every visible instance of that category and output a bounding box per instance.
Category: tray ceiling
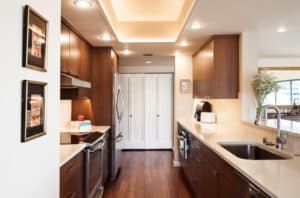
[98,0,195,42]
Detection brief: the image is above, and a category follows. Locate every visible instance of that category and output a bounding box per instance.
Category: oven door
[85,140,105,198]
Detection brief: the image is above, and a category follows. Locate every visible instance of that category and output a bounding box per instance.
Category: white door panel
[144,75,158,148]
[119,74,129,147]
[157,74,173,148]
[128,74,144,147]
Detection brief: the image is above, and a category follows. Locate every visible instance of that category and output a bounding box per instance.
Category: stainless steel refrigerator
[111,73,124,180]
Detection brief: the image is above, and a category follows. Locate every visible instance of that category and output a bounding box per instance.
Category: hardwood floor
[103,151,192,198]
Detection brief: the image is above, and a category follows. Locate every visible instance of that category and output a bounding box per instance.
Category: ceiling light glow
[101,33,112,41]
[191,22,201,29]
[180,40,188,47]
[73,0,92,8]
[277,26,287,33]
[145,61,152,64]
[123,49,131,55]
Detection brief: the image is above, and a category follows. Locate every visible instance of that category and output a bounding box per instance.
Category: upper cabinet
[193,35,239,99]
[60,20,91,99]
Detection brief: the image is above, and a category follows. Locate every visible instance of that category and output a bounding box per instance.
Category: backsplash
[60,100,72,130]
[194,99,241,125]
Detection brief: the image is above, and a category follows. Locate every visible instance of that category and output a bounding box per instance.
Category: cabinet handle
[68,192,76,198]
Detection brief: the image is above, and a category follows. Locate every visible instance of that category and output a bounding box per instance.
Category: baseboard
[173,160,182,167]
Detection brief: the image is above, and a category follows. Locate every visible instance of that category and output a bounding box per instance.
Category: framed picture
[23,5,48,71]
[180,79,192,93]
[21,80,47,142]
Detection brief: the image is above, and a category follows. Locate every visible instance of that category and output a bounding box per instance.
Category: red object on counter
[77,115,85,121]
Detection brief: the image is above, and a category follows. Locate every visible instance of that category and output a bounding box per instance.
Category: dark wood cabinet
[60,19,91,99]
[60,151,84,198]
[193,35,239,99]
[90,47,118,125]
[179,125,270,198]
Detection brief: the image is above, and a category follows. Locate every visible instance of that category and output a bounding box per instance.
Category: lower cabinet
[60,152,84,198]
[180,128,270,198]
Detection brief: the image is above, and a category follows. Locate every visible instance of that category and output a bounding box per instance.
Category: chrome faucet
[257,105,288,150]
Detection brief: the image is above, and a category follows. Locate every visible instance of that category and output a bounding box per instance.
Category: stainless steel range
[61,132,106,198]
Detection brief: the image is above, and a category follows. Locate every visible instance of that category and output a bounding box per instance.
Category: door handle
[156,115,160,117]
[129,114,133,117]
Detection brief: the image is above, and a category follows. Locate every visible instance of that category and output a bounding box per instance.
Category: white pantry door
[128,74,145,148]
[144,74,173,149]
[144,74,158,148]
[156,74,173,148]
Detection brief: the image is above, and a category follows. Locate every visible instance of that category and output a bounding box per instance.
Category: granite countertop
[59,125,111,167]
[178,119,300,198]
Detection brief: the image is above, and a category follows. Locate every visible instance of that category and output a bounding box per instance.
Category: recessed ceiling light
[123,49,131,55]
[175,51,181,56]
[101,33,112,41]
[277,26,287,33]
[73,0,92,8]
[180,40,188,47]
[145,61,152,64]
[191,22,201,29]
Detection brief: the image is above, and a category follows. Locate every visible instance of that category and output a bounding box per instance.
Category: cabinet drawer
[60,152,84,198]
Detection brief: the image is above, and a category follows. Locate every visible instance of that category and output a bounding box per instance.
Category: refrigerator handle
[119,89,124,121]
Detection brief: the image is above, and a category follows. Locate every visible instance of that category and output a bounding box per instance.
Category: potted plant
[252,72,280,125]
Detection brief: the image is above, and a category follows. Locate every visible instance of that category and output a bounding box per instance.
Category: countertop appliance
[194,101,212,121]
[60,132,105,198]
[111,73,124,180]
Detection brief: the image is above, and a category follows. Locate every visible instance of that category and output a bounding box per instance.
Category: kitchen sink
[219,142,291,160]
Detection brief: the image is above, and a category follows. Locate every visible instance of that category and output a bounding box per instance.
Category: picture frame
[21,80,47,142]
[180,79,192,93]
[22,5,48,72]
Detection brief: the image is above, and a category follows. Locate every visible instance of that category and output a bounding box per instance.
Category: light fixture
[179,40,188,47]
[191,22,201,29]
[175,51,181,56]
[73,0,92,8]
[100,33,112,41]
[277,26,287,33]
[123,49,131,55]
[145,61,152,64]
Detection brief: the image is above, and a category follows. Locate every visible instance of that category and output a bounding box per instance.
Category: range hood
[61,73,91,88]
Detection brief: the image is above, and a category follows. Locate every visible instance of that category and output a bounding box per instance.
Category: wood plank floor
[103,151,192,198]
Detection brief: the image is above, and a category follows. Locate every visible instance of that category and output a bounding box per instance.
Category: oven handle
[89,140,105,153]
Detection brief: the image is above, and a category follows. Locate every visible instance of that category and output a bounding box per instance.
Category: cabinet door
[128,74,145,148]
[156,74,173,148]
[69,30,80,76]
[119,74,130,148]
[61,23,69,74]
[144,74,158,148]
[193,41,214,98]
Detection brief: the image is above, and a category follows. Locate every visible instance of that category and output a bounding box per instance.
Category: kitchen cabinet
[60,151,84,198]
[193,35,239,99]
[120,74,173,149]
[60,19,91,99]
[179,125,270,198]
[90,47,118,125]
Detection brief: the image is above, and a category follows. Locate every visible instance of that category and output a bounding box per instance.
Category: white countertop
[260,119,300,136]
[178,119,300,198]
[60,144,86,167]
[60,125,111,167]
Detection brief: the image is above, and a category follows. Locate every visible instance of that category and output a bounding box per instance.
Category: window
[264,79,300,105]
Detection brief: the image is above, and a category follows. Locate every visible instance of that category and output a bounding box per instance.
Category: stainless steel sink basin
[219,142,291,160]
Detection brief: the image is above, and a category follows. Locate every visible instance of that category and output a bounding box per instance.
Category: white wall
[0,1,60,198]
[173,55,194,163]
[259,57,300,67]
[240,32,259,122]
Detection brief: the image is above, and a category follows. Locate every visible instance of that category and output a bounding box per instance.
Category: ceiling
[98,0,195,42]
[62,0,300,58]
